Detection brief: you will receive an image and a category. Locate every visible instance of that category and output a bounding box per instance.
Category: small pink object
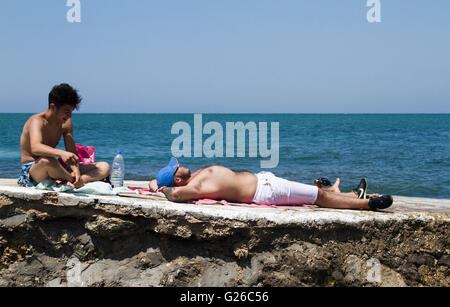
[75,144,95,165]
[58,144,96,168]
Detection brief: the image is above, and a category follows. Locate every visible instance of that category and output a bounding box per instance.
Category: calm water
[0,113,449,198]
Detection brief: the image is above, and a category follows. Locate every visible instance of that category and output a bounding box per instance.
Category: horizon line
[0,112,449,115]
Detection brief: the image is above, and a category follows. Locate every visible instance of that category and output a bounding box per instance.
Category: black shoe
[101,175,112,185]
[369,195,393,210]
[353,179,368,199]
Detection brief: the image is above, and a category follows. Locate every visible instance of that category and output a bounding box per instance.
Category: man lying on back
[18,83,110,188]
[149,158,393,211]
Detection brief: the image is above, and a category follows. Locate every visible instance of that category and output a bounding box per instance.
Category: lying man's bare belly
[190,166,258,203]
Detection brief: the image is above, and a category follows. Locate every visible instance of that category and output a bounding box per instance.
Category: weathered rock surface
[0,179,448,287]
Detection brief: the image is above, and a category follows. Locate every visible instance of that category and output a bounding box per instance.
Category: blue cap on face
[157,157,179,188]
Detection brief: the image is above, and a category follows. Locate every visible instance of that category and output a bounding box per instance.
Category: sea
[0,113,449,199]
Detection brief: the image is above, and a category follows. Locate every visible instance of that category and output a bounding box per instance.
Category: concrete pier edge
[0,179,449,287]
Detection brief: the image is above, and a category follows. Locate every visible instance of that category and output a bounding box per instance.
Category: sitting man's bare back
[18,83,110,189]
[149,158,393,211]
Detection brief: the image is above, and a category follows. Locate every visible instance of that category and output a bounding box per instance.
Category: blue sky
[0,0,449,113]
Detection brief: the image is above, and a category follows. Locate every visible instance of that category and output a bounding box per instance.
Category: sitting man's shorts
[252,172,318,205]
[17,162,37,187]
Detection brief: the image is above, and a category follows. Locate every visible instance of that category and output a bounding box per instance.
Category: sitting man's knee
[36,157,58,167]
[98,162,111,177]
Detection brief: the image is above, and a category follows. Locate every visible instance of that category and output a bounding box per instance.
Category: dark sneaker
[353,178,368,199]
[101,175,112,185]
[369,195,394,210]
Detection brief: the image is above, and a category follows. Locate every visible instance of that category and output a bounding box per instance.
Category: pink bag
[59,144,95,167]
[75,144,95,165]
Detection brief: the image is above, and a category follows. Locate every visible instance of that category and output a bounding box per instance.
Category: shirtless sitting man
[149,158,393,211]
[18,83,110,189]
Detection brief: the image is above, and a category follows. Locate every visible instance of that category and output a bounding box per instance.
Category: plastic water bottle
[111,151,125,188]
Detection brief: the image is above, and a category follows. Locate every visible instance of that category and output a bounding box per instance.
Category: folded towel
[126,186,166,198]
[35,179,131,196]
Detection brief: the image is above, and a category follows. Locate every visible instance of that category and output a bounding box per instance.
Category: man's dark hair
[48,83,82,110]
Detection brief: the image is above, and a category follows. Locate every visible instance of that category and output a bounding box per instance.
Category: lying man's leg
[314,189,393,210]
[29,157,74,184]
[315,189,370,210]
[272,176,392,210]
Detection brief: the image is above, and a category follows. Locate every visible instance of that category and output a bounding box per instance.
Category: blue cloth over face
[157,158,178,188]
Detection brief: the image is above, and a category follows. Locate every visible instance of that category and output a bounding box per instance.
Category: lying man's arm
[159,185,201,203]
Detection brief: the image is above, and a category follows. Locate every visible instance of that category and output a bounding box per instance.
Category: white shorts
[252,172,319,205]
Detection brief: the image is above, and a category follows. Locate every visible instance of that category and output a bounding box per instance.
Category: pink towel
[192,199,312,209]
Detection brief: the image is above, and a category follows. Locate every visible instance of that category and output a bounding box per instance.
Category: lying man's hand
[157,186,167,193]
[148,179,158,192]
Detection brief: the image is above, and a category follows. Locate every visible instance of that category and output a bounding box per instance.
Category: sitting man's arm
[62,119,82,186]
[159,184,201,203]
[62,119,78,159]
[29,117,79,165]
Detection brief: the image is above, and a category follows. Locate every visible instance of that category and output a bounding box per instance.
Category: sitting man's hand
[71,169,85,189]
[60,151,79,166]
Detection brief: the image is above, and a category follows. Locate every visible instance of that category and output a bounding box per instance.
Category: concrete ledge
[0,179,449,287]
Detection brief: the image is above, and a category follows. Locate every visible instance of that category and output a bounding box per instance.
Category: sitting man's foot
[54,180,75,189]
[353,178,368,199]
[73,178,85,189]
[369,195,394,210]
[55,179,84,189]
